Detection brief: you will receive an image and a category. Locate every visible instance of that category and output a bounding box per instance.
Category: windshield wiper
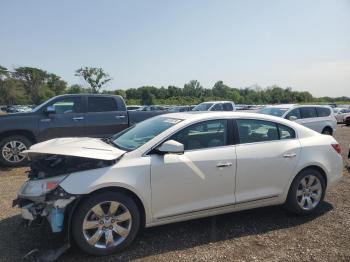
[101,137,120,148]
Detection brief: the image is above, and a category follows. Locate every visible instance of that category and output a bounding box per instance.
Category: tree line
[0,65,349,106]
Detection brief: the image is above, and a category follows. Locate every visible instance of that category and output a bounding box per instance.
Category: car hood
[24,137,126,160]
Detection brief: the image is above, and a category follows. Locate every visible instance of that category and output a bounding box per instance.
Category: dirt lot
[0,126,349,262]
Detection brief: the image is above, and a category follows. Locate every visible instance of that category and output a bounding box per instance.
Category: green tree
[140,89,154,105]
[75,67,112,93]
[12,67,48,104]
[46,73,67,95]
[212,81,230,98]
[183,80,204,98]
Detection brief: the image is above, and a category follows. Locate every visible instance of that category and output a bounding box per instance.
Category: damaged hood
[25,137,126,160]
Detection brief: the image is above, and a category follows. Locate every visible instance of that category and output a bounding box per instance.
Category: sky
[1,0,349,97]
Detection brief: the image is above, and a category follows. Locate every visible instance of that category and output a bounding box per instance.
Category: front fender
[59,157,152,223]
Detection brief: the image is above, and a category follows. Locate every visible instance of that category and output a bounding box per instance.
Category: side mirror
[156,140,184,154]
[45,105,56,115]
[288,116,298,121]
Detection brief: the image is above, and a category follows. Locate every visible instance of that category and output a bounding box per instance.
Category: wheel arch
[282,164,328,202]
[322,126,333,135]
[71,186,147,228]
[0,129,37,144]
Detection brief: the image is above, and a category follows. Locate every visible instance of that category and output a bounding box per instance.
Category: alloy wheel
[82,201,132,249]
[296,175,322,210]
[1,140,27,163]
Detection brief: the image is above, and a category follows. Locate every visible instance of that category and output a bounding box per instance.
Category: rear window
[316,107,331,117]
[278,124,296,140]
[300,107,317,119]
[223,103,233,111]
[237,119,279,143]
[88,97,118,112]
[236,119,296,144]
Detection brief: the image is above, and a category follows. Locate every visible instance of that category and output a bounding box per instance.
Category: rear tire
[72,191,140,256]
[286,168,326,215]
[0,135,31,167]
[321,127,332,135]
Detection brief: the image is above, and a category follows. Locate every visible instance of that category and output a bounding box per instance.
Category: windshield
[111,116,182,151]
[192,103,213,111]
[258,107,289,117]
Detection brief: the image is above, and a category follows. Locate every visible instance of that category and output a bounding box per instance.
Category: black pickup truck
[0,94,164,166]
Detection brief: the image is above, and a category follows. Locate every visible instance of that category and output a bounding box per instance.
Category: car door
[84,96,128,138]
[150,119,236,219]
[298,107,320,132]
[38,96,86,141]
[235,119,300,203]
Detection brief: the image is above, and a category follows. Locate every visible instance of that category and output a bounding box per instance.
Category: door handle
[216,162,233,168]
[115,115,126,119]
[283,153,296,158]
[72,117,84,121]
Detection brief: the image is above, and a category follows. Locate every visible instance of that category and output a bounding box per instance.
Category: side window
[316,107,330,117]
[236,119,279,144]
[278,124,296,140]
[211,103,223,111]
[285,108,301,120]
[170,120,228,150]
[300,107,317,119]
[88,97,118,112]
[51,97,81,114]
[223,103,233,111]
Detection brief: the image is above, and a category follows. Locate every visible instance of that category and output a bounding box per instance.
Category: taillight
[331,143,341,154]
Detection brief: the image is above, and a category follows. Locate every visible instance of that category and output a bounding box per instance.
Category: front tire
[286,168,326,215]
[72,192,140,256]
[0,135,31,167]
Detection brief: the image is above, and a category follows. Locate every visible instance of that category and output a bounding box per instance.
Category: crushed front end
[13,154,115,233]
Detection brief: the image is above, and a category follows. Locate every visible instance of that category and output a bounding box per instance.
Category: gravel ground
[0,126,349,262]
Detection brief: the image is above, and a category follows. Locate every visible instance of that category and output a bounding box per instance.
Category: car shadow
[0,202,332,261]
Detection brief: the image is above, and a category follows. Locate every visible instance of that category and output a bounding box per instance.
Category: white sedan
[15,112,343,256]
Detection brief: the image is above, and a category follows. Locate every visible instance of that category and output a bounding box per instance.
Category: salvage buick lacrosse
[14,112,343,255]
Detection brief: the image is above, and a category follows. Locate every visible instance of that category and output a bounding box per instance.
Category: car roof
[265,104,332,109]
[161,111,290,123]
[200,101,233,104]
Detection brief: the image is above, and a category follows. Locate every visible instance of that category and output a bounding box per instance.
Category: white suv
[192,101,236,111]
[258,104,337,135]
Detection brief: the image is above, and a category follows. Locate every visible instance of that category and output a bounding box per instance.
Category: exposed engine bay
[28,154,116,179]
[13,154,116,232]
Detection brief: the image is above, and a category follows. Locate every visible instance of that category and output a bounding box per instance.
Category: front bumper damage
[13,153,116,233]
[13,186,77,233]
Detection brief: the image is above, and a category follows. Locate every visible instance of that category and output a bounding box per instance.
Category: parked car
[192,101,236,111]
[14,112,343,255]
[126,105,142,111]
[135,105,166,111]
[258,104,337,135]
[0,94,165,167]
[333,108,350,123]
[345,115,350,126]
[167,105,192,112]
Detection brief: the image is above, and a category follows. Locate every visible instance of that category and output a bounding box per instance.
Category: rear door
[84,96,128,138]
[235,119,300,203]
[38,96,86,141]
[298,107,320,132]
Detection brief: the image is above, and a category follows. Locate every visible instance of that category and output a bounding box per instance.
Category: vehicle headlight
[20,175,68,197]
